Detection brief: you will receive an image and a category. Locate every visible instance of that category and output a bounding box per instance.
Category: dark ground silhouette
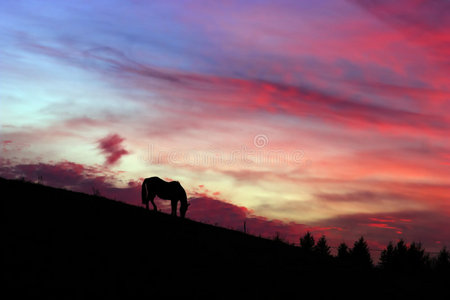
[2,177,449,299]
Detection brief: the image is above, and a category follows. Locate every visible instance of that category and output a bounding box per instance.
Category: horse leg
[171,200,177,216]
[149,193,157,211]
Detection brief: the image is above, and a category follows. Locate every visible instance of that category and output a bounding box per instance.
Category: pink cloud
[351,0,450,59]
[97,134,129,166]
[186,194,313,243]
[17,37,450,139]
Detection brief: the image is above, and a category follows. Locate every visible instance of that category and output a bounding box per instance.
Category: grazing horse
[141,177,189,218]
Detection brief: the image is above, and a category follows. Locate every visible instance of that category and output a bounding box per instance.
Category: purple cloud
[97,134,129,165]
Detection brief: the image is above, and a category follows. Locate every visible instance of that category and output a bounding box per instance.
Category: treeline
[289,232,450,273]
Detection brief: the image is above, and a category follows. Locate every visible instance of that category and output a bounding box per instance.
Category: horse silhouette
[141,177,190,218]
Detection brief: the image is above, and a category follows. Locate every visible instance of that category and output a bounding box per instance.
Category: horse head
[180,201,191,218]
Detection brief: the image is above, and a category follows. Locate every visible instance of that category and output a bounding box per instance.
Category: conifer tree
[407,242,429,272]
[393,239,408,270]
[337,242,350,260]
[314,235,331,257]
[350,236,373,269]
[299,232,315,254]
[435,246,450,273]
[380,242,394,270]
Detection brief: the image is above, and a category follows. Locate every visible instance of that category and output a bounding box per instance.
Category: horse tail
[141,178,148,205]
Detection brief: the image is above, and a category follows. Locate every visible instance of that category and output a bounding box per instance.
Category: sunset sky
[1,0,449,254]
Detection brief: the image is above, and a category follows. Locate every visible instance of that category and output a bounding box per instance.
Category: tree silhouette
[314,235,331,257]
[350,237,373,269]
[337,242,350,261]
[299,232,315,254]
[407,242,429,272]
[435,246,450,273]
[380,242,394,271]
[380,240,431,272]
[393,239,408,270]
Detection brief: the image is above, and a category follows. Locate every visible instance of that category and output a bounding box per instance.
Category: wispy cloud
[97,134,129,166]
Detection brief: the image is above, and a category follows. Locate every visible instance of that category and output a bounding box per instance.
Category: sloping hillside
[2,177,446,299]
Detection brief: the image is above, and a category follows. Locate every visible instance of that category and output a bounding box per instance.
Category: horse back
[146,177,185,200]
